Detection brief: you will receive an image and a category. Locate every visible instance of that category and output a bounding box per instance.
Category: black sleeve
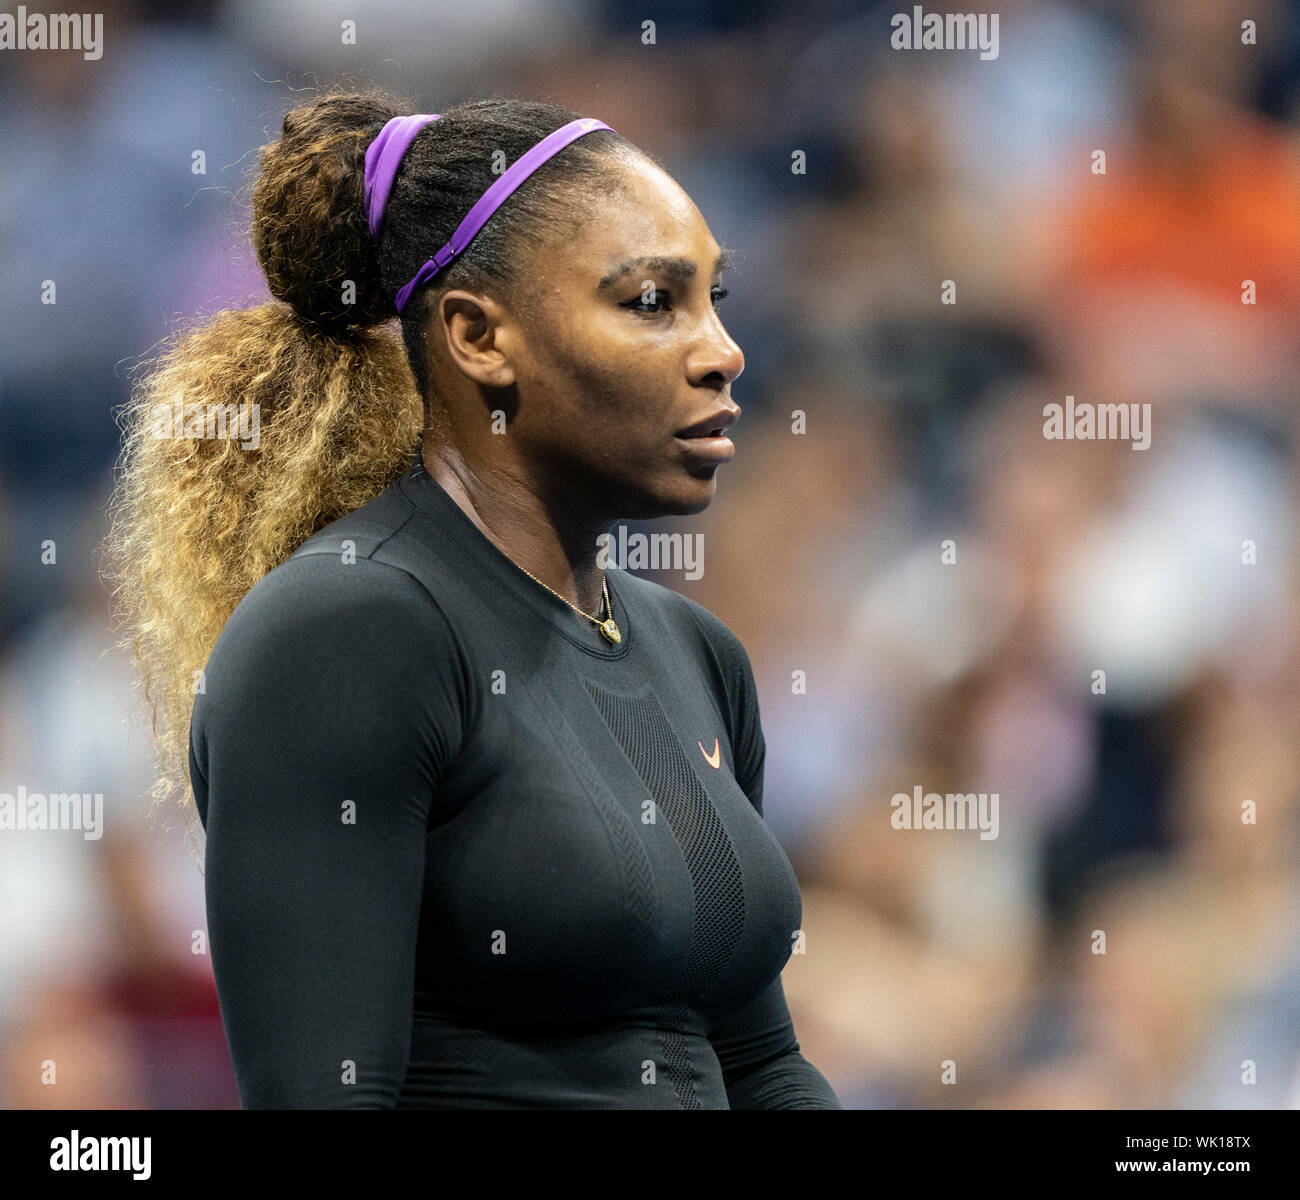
[684,601,843,1110]
[190,555,468,1108]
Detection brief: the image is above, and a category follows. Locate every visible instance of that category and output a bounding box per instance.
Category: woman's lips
[674,404,738,463]
[673,432,735,462]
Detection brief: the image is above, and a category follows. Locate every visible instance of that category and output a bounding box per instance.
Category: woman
[108,91,841,1109]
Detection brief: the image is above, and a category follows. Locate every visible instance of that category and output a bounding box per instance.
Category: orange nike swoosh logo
[699,738,721,769]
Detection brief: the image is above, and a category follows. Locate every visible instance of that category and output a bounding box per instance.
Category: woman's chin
[661,475,719,517]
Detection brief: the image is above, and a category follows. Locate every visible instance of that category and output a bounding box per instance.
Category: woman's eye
[622,289,669,314]
[620,286,730,315]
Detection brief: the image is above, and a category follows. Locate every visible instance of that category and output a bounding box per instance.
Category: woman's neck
[423,442,611,616]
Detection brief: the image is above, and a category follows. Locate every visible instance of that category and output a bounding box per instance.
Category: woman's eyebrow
[598,247,734,290]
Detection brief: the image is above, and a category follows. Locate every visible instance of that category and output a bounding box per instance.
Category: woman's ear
[436,291,519,389]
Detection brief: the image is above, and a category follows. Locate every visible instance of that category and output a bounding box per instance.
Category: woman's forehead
[552,167,719,281]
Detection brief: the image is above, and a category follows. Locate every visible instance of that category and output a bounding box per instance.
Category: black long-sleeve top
[188,449,842,1109]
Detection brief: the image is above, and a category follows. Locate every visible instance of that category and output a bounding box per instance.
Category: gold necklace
[514,565,622,645]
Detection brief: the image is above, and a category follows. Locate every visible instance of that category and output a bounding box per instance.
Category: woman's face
[470,154,746,522]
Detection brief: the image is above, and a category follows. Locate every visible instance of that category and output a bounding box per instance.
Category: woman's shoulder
[285,477,419,568]
[617,570,755,682]
[621,570,745,647]
[191,543,471,762]
[231,548,446,635]
[202,508,463,690]
[220,477,457,642]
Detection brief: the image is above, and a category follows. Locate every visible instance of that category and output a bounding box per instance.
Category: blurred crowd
[2,0,1299,1108]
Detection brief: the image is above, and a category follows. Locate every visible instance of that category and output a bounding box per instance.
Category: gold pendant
[599,618,622,645]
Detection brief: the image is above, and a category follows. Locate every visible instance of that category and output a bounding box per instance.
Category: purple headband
[362,113,616,315]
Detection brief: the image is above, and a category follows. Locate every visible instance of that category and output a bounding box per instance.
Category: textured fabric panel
[521,671,661,981]
[584,681,747,1108]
